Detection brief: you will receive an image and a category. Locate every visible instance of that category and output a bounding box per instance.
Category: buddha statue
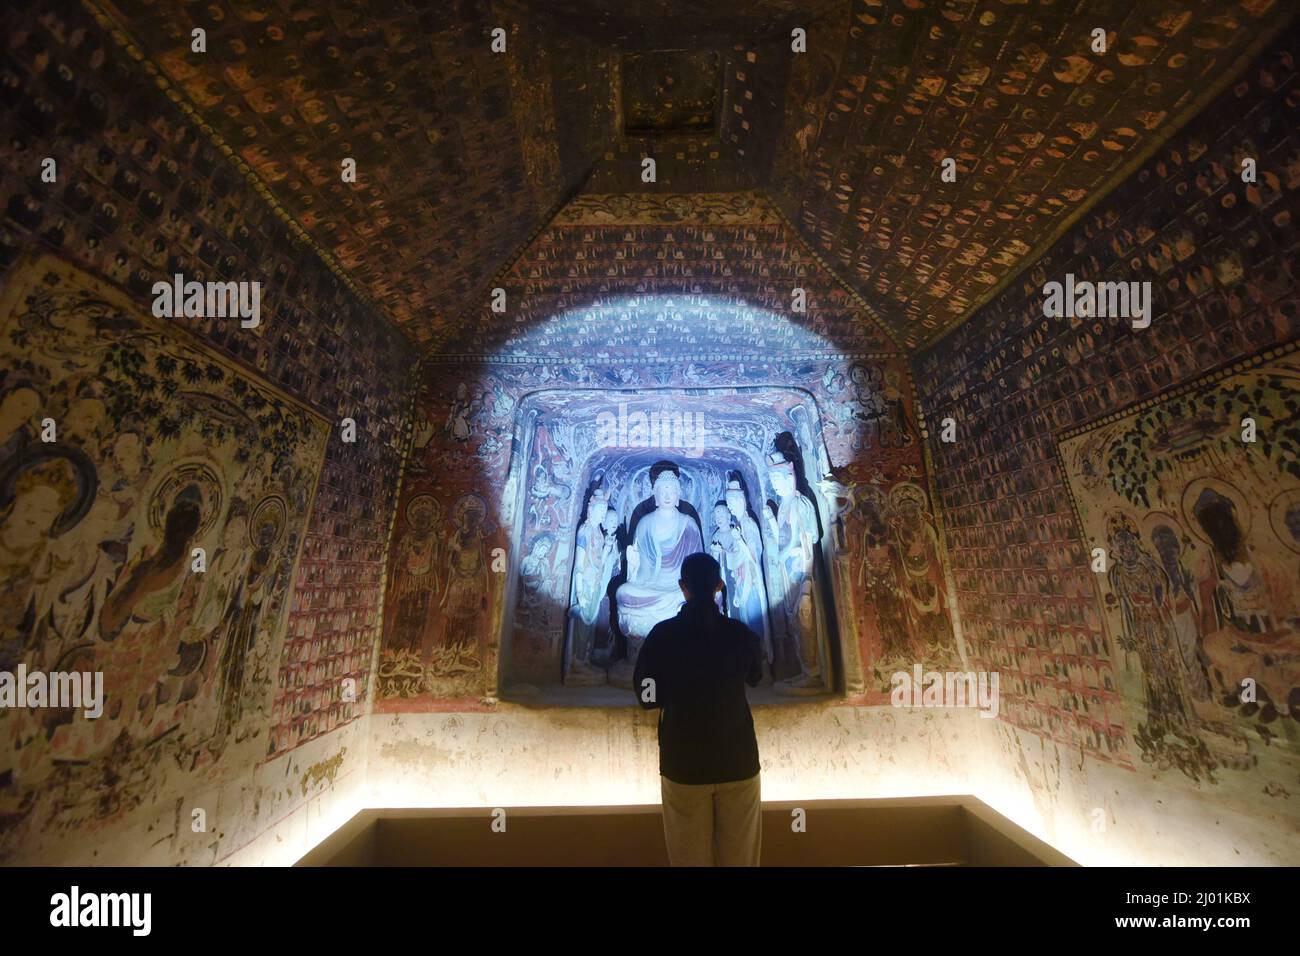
[609,461,703,686]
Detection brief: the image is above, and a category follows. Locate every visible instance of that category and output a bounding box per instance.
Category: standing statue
[716,478,772,661]
[764,451,828,695]
[566,488,614,684]
[591,504,622,652]
[611,461,703,686]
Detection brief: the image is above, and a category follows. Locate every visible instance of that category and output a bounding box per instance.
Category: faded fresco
[1060,350,1300,783]
[0,256,328,845]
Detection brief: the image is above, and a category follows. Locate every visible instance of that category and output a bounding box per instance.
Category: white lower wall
[969,721,1300,867]
[189,702,1298,867]
[362,703,1004,811]
[1,720,368,866]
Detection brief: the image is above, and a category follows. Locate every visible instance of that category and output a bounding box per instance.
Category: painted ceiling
[433,190,898,359]
[94,0,1289,353]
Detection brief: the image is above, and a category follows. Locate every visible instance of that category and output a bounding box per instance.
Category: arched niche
[495,385,851,704]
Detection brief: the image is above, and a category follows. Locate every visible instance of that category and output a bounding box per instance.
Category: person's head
[679,552,722,606]
[712,500,730,527]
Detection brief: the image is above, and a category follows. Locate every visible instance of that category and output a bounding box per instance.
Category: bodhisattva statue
[566,488,614,684]
[764,452,828,695]
[610,461,703,687]
[714,478,772,663]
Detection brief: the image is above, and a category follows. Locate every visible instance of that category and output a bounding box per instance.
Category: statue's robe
[616,510,703,640]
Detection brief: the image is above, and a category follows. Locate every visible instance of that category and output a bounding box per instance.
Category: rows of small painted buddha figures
[561,454,832,696]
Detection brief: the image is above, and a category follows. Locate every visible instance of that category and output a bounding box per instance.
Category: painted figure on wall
[430,494,489,671]
[446,382,479,443]
[856,485,913,662]
[389,495,442,654]
[2,446,100,658]
[0,256,327,836]
[1146,516,1212,704]
[612,461,703,685]
[519,532,556,632]
[214,495,287,743]
[1191,486,1273,635]
[1061,354,1300,782]
[1106,513,1201,750]
[889,483,955,655]
[765,451,827,695]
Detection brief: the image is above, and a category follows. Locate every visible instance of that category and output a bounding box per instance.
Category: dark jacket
[633,601,763,785]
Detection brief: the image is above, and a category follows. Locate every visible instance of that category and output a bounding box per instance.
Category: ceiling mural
[432,190,899,358]
[768,0,1289,350]
[93,0,1289,352]
[95,0,575,344]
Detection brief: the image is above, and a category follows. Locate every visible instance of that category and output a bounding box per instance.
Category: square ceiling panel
[622,50,719,135]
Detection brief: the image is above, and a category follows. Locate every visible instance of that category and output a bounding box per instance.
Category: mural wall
[1058,349,1300,782]
[0,2,416,862]
[93,0,574,343]
[1,255,326,834]
[915,25,1300,826]
[376,353,962,710]
[767,0,1288,350]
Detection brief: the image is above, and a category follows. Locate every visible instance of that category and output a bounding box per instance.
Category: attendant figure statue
[725,477,772,663]
[566,488,614,684]
[611,461,703,686]
[764,452,827,694]
[710,500,734,611]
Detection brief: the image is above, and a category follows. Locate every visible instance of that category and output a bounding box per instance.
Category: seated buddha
[609,461,702,685]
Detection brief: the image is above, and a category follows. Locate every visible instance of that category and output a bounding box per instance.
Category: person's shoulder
[723,616,759,641]
[645,618,677,642]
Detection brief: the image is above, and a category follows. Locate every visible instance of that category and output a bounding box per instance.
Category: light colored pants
[659,773,762,866]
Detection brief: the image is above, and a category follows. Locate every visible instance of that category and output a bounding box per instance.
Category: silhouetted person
[634,552,763,866]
